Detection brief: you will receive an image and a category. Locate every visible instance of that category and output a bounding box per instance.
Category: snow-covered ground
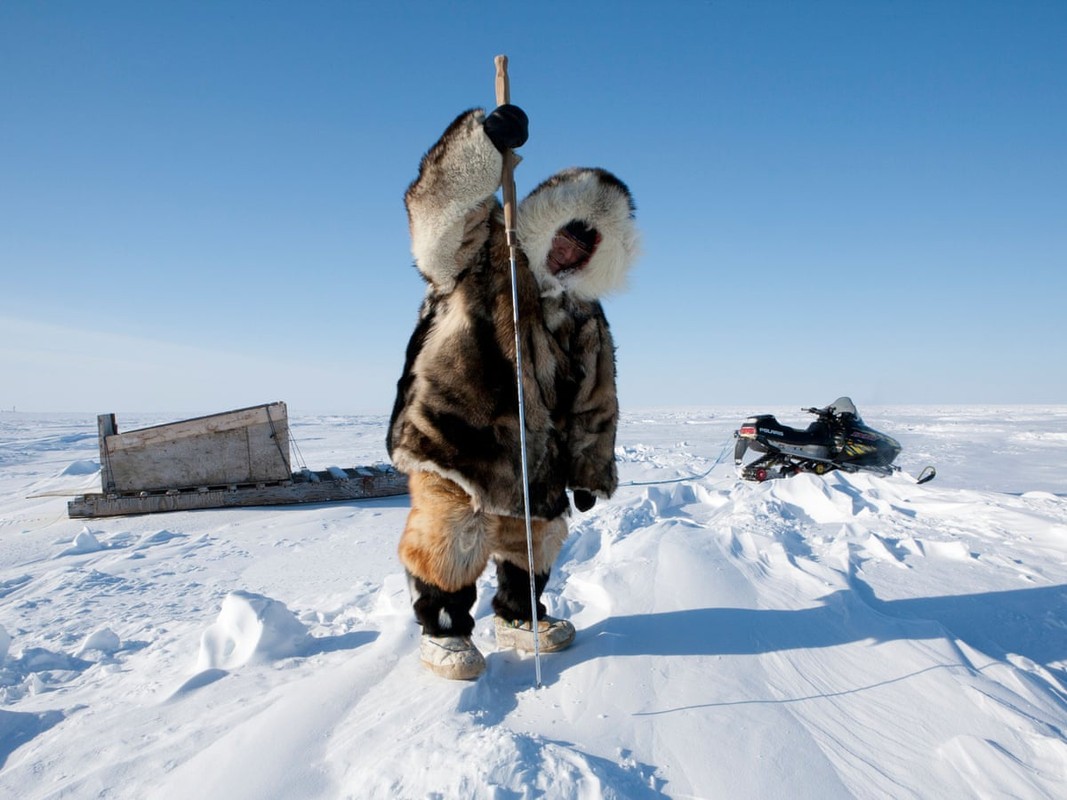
[2,405,1066,799]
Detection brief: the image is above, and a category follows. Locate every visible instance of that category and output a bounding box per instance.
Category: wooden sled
[67,402,407,519]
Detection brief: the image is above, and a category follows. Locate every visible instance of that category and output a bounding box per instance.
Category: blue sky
[1,1,1064,415]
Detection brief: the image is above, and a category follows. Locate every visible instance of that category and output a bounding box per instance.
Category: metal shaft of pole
[494,54,542,688]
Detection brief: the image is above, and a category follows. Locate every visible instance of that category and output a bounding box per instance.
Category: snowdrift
[1,407,1066,798]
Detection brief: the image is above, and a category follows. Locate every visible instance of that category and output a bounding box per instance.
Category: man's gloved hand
[572,489,596,512]
[483,104,528,152]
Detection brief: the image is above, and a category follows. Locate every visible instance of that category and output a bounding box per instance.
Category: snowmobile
[733,397,935,484]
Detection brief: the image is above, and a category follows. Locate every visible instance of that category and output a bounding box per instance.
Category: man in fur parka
[388,102,639,680]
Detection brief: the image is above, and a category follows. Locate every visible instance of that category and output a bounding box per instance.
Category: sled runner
[67,402,407,518]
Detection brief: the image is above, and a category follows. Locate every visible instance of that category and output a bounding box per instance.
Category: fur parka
[387,108,639,520]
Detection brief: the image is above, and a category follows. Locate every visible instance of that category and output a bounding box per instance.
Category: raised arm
[404,106,528,292]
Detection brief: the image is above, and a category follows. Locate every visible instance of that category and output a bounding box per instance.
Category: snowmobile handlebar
[803,406,846,424]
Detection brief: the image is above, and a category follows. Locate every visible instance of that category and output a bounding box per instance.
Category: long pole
[494,54,542,688]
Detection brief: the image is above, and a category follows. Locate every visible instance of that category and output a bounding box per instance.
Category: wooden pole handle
[495,54,510,106]
[494,54,518,237]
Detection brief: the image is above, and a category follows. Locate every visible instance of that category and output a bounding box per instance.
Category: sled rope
[288,431,309,472]
[620,440,733,487]
[266,404,304,471]
[495,54,542,688]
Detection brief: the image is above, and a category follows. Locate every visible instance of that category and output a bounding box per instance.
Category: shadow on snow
[574,582,1067,666]
[0,709,65,770]
[461,583,1067,725]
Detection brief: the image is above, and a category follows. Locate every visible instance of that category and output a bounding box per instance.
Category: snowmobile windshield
[829,397,858,417]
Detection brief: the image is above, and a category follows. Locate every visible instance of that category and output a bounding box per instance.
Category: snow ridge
[1,409,1066,798]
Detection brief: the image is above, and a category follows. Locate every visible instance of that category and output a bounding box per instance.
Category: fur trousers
[399,471,569,636]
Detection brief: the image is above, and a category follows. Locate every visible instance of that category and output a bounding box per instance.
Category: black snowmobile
[733,397,935,484]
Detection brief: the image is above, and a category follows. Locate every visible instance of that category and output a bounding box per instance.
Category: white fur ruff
[517,168,640,302]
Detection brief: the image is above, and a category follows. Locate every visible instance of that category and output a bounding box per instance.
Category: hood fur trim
[517,168,639,301]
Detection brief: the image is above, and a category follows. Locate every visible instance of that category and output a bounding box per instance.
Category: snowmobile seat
[792,420,832,446]
[755,415,831,446]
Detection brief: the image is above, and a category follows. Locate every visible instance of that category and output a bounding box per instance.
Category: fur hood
[517,168,640,301]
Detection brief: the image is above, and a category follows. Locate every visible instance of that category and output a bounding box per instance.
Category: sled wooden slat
[99,402,291,493]
[68,466,408,518]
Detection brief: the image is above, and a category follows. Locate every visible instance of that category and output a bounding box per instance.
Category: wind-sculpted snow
[196,591,310,670]
[58,459,99,477]
[1,407,1066,798]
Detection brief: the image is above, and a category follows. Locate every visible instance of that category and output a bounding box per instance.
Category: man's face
[547,232,589,275]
